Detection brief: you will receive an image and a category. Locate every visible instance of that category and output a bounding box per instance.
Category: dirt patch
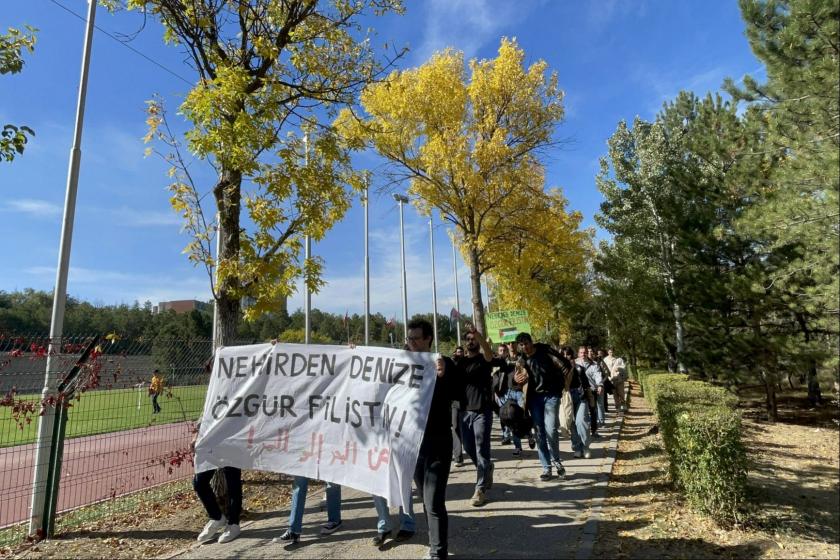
[594,382,840,559]
[1,471,305,559]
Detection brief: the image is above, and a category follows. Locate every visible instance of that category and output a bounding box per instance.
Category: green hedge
[672,406,746,522]
[643,373,688,410]
[640,371,747,524]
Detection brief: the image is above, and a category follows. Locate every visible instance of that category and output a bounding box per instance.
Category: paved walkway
[169,409,624,560]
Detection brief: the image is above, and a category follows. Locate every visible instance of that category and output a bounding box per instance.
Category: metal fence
[0,334,215,541]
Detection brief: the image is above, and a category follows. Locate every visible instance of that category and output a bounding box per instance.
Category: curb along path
[168,410,625,560]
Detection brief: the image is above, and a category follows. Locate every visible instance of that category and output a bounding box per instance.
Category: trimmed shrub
[643,373,688,410]
[640,373,747,525]
[672,407,746,523]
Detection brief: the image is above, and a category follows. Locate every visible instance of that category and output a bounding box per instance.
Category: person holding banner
[191,425,244,544]
[408,318,457,560]
[273,477,342,544]
[458,324,501,507]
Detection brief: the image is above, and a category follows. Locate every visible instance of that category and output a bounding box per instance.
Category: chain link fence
[0,334,216,543]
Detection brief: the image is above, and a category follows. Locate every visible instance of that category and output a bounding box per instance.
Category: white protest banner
[194,343,437,509]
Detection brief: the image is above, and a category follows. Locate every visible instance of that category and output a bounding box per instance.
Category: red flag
[449,307,460,330]
[343,310,349,327]
[385,316,396,329]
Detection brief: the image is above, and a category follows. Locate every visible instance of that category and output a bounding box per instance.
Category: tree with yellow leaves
[489,188,592,343]
[339,38,565,334]
[135,0,404,346]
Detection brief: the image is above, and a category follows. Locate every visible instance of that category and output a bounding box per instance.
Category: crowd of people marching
[191,320,628,560]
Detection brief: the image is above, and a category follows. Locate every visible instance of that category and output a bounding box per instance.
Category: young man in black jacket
[408,318,457,560]
[513,333,573,481]
[458,324,504,507]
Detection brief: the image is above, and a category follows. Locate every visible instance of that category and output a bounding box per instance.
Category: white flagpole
[29,0,97,537]
[451,233,461,346]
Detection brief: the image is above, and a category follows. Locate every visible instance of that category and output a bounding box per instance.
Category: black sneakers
[371,531,390,546]
[273,529,300,544]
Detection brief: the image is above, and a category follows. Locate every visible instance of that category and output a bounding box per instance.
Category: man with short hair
[514,333,573,481]
[406,318,456,560]
[603,348,627,412]
[563,347,593,459]
[458,324,498,506]
[452,346,464,363]
[578,347,604,437]
[587,347,607,427]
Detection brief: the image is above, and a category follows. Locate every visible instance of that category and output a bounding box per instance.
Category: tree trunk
[210,167,243,510]
[467,244,487,336]
[672,299,687,374]
[213,168,243,348]
[795,312,822,406]
[761,370,778,421]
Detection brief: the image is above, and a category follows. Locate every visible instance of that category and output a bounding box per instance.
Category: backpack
[499,400,533,438]
[535,343,564,362]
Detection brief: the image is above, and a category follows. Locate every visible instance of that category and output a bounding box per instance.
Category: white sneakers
[197,516,241,544]
[573,450,583,458]
[218,524,241,543]
[583,449,592,459]
[197,515,227,544]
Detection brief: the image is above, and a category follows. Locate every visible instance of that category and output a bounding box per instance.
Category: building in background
[153,300,211,314]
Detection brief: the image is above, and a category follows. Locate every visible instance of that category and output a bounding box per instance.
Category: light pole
[393,193,409,344]
[363,177,370,346]
[451,233,462,346]
[30,0,96,537]
[429,217,438,352]
[303,132,311,344]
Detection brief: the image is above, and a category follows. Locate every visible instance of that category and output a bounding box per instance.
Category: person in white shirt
[603,348,628,412]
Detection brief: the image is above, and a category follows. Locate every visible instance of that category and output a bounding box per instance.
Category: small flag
[385,316,396,329]
[449,307,460,330]
[343,310,349,327]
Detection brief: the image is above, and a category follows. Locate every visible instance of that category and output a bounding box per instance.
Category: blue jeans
[288,476,341,534]
[569,388,591,453]
[501,389,525,449]
[596,391,605,426]
[529,393,562,470]
[372,493,415,534]
[461,408,493,491]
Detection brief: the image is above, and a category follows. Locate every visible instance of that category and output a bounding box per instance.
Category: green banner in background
[486,310,531,343]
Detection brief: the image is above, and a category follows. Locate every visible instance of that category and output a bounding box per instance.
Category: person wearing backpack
[513,333,573,481]
[603,348,628,412]
[563,347,593,459]
[497,357,530,456]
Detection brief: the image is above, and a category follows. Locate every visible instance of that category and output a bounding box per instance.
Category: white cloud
[414,0,537,63]
[287,222,475,318]
[634,64,729,118]
[3,199,63,217]
[23,265,211,304]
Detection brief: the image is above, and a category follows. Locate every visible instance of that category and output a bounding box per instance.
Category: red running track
[0,421,194,528]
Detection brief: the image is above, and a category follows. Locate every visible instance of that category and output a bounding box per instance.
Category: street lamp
[393,193,409,344]
[451,233,462,346]
[30,0,97,537]
[363,177,370,346]
[304,132,311,344]
[429,216,438,352]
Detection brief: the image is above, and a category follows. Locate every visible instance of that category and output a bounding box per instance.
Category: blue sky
[1,0,763,320]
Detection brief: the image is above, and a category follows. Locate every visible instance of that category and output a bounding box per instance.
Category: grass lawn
[0,385,207,448]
